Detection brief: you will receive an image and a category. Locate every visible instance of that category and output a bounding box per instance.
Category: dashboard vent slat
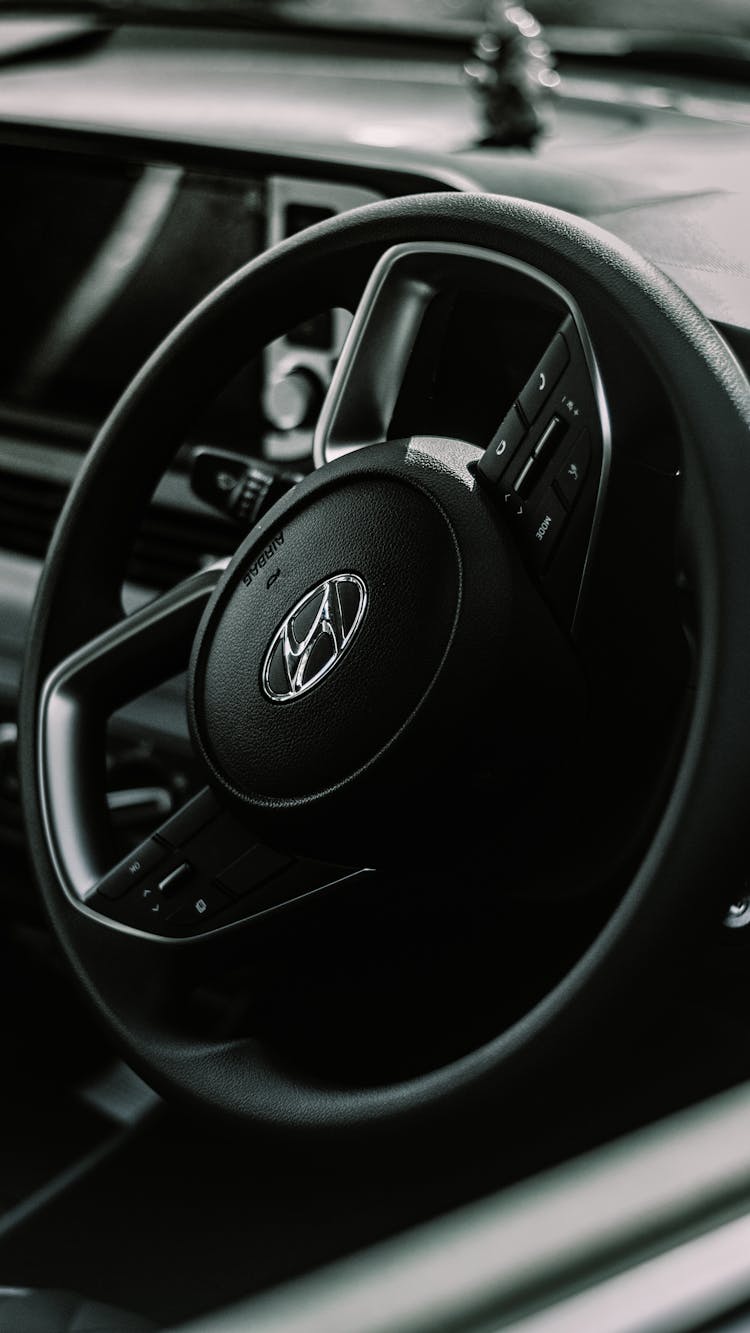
[0,466,239,590]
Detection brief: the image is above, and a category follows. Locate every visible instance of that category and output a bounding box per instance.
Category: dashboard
[2,17,750,857]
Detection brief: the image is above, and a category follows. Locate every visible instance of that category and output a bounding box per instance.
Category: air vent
[0,469,62,560]
[130,505,240,589]
[0,467,239,590]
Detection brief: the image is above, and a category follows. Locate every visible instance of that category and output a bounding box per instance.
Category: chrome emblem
[261,574,368,703]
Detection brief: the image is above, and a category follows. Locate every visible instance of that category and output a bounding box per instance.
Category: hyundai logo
[261,574,368,702]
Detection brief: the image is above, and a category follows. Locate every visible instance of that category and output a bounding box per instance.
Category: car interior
[2,1,750,1329]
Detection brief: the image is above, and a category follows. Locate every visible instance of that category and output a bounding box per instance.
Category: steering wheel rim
[17,192,750,1136]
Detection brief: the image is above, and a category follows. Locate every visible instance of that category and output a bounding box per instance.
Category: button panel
[157,787,220,847]
[480,406,526,484]
[97,838,166,900]
[92,786,350,937]
[218,845,293,897]
[166,884,231,927]
[131,876,186,927]
[477,314,605,626]
[525,490,567,571]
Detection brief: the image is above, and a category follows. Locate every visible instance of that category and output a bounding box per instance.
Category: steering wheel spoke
[40,558,364,938]
[314,241,610,630]
[89,784,366,942]
[39,561,226,901]
[46,559,226,714]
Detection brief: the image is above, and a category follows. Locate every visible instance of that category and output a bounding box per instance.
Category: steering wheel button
[533,414,566,462]
[157,861,193,896]
[166,884,231,927]
[97,838,166,899]
[218,845,294,897]
[525,490,567,571]
[479,406,526,484]
[135,883,168,919]
[555,430,591,509]
[512,453,537,497]
[518,333,569,426]
[499,487,527,524]
[156,787,221,848]
[174,815,257,881]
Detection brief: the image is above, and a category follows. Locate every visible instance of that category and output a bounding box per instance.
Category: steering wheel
[18,193,750,1137]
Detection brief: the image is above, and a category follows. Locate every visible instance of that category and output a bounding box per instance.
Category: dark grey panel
[590,190,750,326]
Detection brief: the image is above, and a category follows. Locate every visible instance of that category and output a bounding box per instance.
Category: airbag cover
[191,472,461,804]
